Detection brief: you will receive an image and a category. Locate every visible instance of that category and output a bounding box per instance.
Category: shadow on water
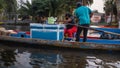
[0,45,119,68]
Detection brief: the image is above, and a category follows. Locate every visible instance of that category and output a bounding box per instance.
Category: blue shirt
[75,6,92,25]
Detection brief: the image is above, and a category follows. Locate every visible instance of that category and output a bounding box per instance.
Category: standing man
[74,2,92,42]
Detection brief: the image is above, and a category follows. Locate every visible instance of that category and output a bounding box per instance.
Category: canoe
[29,23,120,44]
[0,36,120,51]
[1,23,119,51]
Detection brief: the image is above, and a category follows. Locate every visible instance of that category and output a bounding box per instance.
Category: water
[0,45,119,68]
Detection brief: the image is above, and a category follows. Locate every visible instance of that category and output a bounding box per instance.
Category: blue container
[10,32,30,38]
[10,34,18,37]
[30,23,65,41]
[18,32,26,37]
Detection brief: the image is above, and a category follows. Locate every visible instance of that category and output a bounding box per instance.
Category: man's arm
[88,8,93,18]
[55,18,72,24]
[90,12,93,18]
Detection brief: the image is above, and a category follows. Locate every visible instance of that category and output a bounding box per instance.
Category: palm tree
[116,0,120,27]
[0,0,4,21]
[0,0,4,12]
[18,0,33,16]
[18,0,94,22]
[3,0,17,20]
[0,0,17,22]
[104,0,117,25]
[31,0,93,16]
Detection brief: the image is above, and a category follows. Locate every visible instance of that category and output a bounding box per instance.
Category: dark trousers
[75,24,89,42]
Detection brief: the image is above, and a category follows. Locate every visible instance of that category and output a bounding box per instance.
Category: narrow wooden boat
[0,23,120,51]
[29,23,120,44]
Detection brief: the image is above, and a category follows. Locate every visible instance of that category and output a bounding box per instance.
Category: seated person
[63,13,77,38]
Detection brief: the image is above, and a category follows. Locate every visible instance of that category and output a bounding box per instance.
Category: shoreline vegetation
[0,22,30,26]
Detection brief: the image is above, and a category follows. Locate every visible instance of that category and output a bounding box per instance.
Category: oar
[65,23,120,36]
[56,21,120,36]
[78,25,120,36]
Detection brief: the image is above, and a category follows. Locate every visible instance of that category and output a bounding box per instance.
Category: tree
[4,0,17,20]
[116,0,120,28]
[0,0,4,13]
[75,0,93,5]
[18,0,33,16]
[18,0,93,22]
[31,0,68,17]
[0,0,17,21]
[104,0,117,25]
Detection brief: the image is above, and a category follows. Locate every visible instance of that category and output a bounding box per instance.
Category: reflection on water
[0,46,120,68]
[0,50,16,67]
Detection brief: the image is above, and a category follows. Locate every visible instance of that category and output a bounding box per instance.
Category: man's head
[76,2,82,8]
[65,13,72,18]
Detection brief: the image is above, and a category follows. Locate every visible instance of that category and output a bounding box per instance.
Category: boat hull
[0,36,120,51]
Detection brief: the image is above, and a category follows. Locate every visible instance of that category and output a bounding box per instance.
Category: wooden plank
[0,36,120,51]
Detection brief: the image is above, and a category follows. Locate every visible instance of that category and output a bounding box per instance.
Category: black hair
[65,13,72,17]
[76,2,82,8]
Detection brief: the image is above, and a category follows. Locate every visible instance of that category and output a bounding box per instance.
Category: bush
[0,22,4,24]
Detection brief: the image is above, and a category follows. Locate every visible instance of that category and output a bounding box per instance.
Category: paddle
[65,23,120,36]
[56,20,120,36]
[83,26,120,36]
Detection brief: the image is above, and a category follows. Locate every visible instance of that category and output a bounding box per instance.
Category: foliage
[0,0,17,20]
[82,0,93,5]
[0,0,93,21]
[31,0,76,17]
[104,0,117,15]
[3,0,17,13]
[104,0,118,24]
[18,0,33,16]
[19,0,93,17]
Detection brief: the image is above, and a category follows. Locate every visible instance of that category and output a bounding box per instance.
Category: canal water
[0,25,120,68]
[0,45,119,68]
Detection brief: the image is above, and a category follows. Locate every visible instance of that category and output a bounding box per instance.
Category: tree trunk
[82,0,87,5]
[116,0,120,28]
[109,13,113,25]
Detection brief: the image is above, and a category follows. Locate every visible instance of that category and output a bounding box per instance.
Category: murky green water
[0,45,119,68]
